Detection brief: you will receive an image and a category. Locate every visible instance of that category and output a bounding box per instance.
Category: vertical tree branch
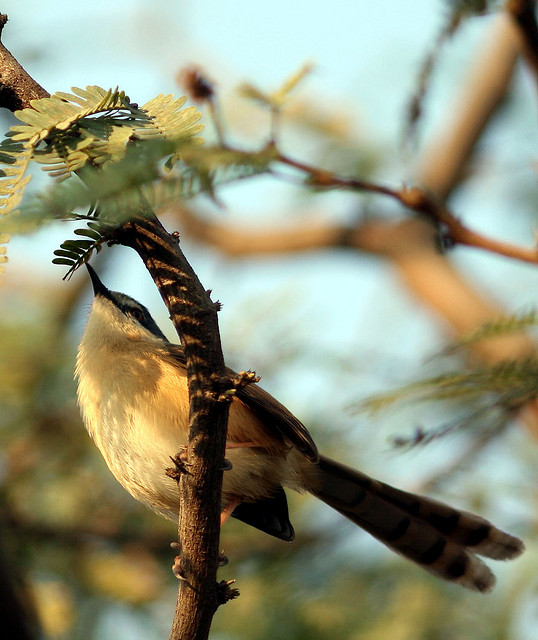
[115,211,230,640]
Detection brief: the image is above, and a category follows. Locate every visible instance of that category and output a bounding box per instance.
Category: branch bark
[0,15,49,109]
[114,210,231,640]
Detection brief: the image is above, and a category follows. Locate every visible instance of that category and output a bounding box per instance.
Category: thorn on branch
[205,370,260,402]
[206,372,236,402]
[216,579,240,605]
[232,370,261,388]
[399,185,430,212]
[307,168,336,187]
[391,425,428,449]
[436,225,456,253]
[166,448,191,480]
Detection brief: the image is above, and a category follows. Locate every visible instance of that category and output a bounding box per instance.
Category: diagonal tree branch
[112,207,232,640]
[0,15,49,109]
[507,0,538,82]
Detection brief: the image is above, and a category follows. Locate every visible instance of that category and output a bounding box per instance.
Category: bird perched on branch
[75,265,524,593]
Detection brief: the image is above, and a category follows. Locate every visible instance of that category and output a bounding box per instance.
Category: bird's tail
[309,456,524,592]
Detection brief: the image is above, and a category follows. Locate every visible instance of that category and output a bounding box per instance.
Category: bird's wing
[235,381,319,462]
[166,344,318,462]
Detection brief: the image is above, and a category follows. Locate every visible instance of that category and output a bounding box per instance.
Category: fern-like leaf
[0,135,34,214]
[52,221,109,279]
[358,357,538,416]
[13,86,129,139]
[439,311,538,356]
[0,85,206,272]
[137,94,204,143]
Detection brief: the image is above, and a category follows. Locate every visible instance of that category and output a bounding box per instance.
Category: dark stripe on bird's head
[86,263,169,342]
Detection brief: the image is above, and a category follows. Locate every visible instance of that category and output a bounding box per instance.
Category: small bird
[75,265,524,593]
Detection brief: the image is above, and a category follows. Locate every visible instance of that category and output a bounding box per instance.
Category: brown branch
[507,0,538,82]
[112,209,231,640]
[0,15,49,109]
[0,17,231,640]
[398,187,538,264]
[415,13,523,199]
[173,205,536,350]
[275,153,538,265]
[277,151,396,196]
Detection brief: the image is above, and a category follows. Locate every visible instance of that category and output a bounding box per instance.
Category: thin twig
[276,153,538,265]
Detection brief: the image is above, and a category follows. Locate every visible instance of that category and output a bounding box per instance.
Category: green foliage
[361,357,538,414]
[0,85,282,275]
[439,310,538,355]
[52,222,107,278]
[356,311,538,447]
[5,86,203,185]
[43,142,277,277]
[0,86,204,203]
[0,87,202,273]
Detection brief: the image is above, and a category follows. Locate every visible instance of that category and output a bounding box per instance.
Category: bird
[75,264,524,593]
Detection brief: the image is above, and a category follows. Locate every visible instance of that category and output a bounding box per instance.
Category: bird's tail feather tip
[310,455,524,592]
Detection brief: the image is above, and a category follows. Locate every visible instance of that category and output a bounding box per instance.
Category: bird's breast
[76,341,308,519]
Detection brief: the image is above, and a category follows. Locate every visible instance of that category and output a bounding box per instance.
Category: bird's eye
[130,308,144,323]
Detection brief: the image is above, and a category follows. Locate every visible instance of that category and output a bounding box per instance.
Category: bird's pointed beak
[86,263,111,299]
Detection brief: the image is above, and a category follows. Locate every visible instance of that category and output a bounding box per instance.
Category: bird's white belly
[88,392,295,521]
[76,341,306,521]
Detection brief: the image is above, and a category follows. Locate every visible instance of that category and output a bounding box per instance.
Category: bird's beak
[86,263,111,299]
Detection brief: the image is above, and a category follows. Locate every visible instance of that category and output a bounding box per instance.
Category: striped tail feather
[310,456,524,592]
